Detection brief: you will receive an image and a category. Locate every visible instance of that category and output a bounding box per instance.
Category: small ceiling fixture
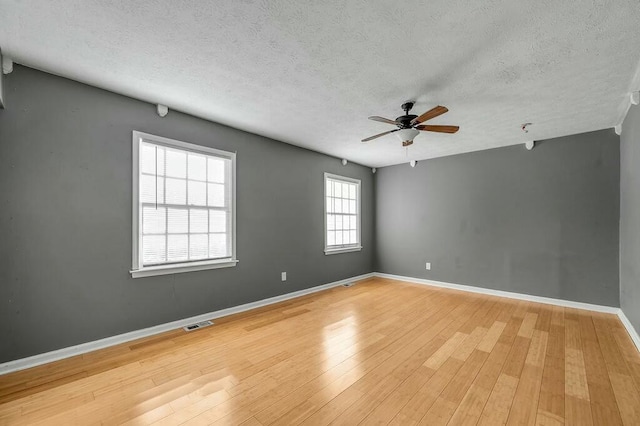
[409,160,417,168]
[614,125,622,136]
[156,104,168,117]
[341,159,348,166]
[2,55,13,75]
[362,102,459,147]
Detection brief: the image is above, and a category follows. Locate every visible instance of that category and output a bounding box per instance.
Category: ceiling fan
[362,102,459,146]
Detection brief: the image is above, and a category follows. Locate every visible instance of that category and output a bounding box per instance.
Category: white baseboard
[617,310,640,352]
[0,273,374,375]
[373,272,620,314]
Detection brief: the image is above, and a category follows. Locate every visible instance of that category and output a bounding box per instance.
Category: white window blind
[131,132,237,277]
[324,173,361,254]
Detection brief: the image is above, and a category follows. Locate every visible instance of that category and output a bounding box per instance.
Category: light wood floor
[1,278,639,425]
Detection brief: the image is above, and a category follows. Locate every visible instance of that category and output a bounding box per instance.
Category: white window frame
[324,172,362,255]
[130,131,238,278]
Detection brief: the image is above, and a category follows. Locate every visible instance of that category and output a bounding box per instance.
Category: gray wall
[375,130,620,306]
[621,103,640,332]
[0,66,374,362]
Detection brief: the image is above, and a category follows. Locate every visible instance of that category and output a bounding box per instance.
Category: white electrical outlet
[426,262,431,270]
[281,272,287,281]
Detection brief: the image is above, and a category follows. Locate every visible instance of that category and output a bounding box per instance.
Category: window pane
[158,148,166,176]
[336,230,343,245]
[166,149,187,178]
[349,200,356,214]
[143,207,166,234]
[326,197,333,213]
[143,235,166,264]
[167,208,188,233]
[188,181,206,206]
[335,215,343,230]
[188,153,206,181]
[327,214,335,231]
[209,233,227,258]
[166,178,186,204]
[343,183,350,199]
[343,199,350,214]
[167,235,188,261]
[141,144,157,175]
[140,143,165,176]
[350,230,357,244]
[335,198,342,213]
[210,210,226,233]
[343,230,350,245]
[140,175,164,204]
[190,209,208,233]
[208,183,225,207]
[325,179,332,196]
[334,181,342,197]
[349,184,356,200]
[327,230,335,246]
[208,158,226,183]
[190,234,208,259]
[350,215,357,230]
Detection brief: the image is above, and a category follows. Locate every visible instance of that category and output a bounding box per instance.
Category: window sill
[131,259,238,278]
[324,246,363,255]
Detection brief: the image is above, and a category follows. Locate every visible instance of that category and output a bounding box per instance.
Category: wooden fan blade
[361,129,399,142]
[415,125,459,134]
[368,116,399,125]
[411,105,449,125]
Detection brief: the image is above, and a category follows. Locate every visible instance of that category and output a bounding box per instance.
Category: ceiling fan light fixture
[396,128,419,144]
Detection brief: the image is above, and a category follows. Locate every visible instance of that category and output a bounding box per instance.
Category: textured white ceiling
[1,0,639,167]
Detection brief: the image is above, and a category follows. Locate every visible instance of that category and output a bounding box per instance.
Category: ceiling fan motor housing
[395,114,418,128]
[397,101,417,128]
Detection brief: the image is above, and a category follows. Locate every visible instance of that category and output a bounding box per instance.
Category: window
[324,173,361,254]
[131,131,237,277]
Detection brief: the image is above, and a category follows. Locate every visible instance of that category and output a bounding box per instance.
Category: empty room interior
[2,1,640,425]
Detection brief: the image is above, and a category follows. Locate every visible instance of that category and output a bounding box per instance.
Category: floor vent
[342,282,355,287]
[183,320,214,332]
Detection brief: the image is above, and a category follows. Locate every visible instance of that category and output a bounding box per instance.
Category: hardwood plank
[506,330,548,425]
[423,332,468,369]
[478,373,519,425]
[578,313,624,425]
[536,308,565,425]
[477,321,507,353]
[564,312,593,426]
[565,348,590,400]
[565,395,593,426]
